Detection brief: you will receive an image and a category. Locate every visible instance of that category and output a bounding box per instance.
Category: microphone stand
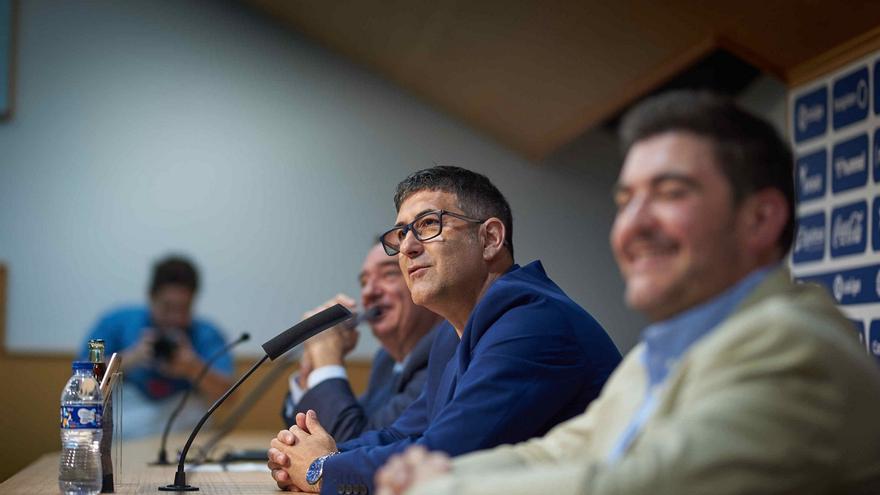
[158,304,352,492]
[193,352,297,464]
[193,305,380,462]
[151,332,250,466]
[159,355,269,491]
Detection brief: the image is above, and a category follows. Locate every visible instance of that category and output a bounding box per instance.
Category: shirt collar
[641,264,776,387]
[393,353,410,374]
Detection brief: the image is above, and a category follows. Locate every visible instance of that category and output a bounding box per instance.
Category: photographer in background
[79,255,233,438]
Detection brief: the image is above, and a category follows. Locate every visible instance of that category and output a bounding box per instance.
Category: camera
[153,334,178,361]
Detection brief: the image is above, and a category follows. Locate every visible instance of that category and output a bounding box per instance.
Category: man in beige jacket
[375,90,880,495]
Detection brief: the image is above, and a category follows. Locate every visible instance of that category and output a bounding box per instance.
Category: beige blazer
[411,268,880,495]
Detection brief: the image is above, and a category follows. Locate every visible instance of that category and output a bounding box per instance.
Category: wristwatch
[306,452,339,486]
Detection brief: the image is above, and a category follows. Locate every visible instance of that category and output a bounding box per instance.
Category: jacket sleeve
[321,305,592,495]
[409,308,855,495]
[295,378,365,442]
[295,351,429,442]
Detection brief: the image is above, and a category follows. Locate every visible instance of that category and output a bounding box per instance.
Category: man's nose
[399,228,423,258]
[361,277,381,300]
[167,311,190,328]
[619,194,656,231]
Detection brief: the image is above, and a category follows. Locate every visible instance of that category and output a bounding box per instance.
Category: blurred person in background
[80,255,233,438]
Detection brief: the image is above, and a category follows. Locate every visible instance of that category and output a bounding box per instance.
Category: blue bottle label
[60,405,103,429]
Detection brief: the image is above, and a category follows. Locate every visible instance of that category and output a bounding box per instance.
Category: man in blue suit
[267,166,622,494]
[281,243,451,442]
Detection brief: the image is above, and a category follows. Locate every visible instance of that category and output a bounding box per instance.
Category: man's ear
[480,218,507,261]
[737,188,789,256]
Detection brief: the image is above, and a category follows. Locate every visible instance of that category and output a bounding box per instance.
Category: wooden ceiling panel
[245,0,880,159]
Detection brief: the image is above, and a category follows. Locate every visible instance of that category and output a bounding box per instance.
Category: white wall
[0,0,645,357]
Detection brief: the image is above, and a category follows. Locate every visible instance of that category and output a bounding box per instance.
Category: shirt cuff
[288,365,348,405]
[306,365,348,390]
[289,372,306,404]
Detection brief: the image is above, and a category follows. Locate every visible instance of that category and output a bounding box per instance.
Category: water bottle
[59,361,103,495]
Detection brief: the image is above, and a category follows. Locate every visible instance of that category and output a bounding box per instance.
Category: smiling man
[281,242,450,442]
[376,91,880,495]
[267,166,621,494]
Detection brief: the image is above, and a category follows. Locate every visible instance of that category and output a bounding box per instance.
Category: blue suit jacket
[321,261,622,494]
[282,322,451,442]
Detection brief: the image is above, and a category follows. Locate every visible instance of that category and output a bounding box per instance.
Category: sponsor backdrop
[789,50,880,364]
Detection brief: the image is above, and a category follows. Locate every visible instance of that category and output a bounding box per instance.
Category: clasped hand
[267,410,338,492]
[375,445,452,495]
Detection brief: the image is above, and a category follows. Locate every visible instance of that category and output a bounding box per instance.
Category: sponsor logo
[871,321,880,361]
[874,198,880,252]
[793,213,825,264]
[832,66,869,129]
[834,151,866,178]
[833,274,862,301]
[798,265,880,305]
[831,134,869,193]
[875,128,880,183]
[795,224,824,253]
[798,165,823,194]
[793,87,827,143]
[831,210,864,249]
[798,102,824,133]
[833,78,869,113]
[875,60,880,116]
[796,149,826,202]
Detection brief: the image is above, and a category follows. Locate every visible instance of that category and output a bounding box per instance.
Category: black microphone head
[261,304,352,360]
[240,332,250,342]
[360,305,381,322]
[345,306,382,329]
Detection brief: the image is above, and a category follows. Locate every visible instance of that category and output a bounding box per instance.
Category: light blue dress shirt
[607,265,775,463]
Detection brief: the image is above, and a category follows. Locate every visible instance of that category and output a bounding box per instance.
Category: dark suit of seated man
[281,243,451,442]
[267,166,622,495]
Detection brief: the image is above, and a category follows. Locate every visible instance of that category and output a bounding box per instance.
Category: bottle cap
[72,361,93,371]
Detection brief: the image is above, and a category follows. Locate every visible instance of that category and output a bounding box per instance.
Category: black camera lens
[153,335,178,361]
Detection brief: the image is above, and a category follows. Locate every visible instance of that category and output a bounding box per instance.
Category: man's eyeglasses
[380,210,486,256]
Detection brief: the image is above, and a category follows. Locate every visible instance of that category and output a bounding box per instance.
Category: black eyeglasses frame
[380,209,486,256]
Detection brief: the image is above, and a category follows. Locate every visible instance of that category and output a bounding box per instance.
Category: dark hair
[393,165,514,257]
[149,255,199,296]
[619,90,795,254]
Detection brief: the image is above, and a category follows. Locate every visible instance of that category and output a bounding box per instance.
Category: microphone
[262,304,356,359]
[151,332,250,466]
[159,303,352,492]
[193,305,382,463]
[344,306,381,329]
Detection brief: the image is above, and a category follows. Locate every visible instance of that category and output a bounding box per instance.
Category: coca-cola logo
[832,210,864,249]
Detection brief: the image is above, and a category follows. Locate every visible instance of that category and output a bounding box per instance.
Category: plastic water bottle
[59,361,103,495]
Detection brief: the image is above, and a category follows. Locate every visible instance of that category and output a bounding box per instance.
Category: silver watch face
[305,457,324,485]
